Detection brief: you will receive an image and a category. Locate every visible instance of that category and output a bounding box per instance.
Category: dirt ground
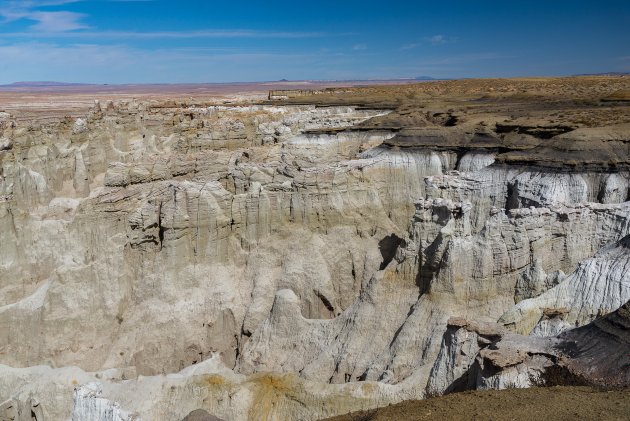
[323,387,630,421]
[0,79,413,122]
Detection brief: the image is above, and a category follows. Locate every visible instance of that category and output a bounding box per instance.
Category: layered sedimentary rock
[427,296,630,395]
[1,77,629,420]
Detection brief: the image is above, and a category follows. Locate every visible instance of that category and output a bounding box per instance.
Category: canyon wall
[1,78,629,420]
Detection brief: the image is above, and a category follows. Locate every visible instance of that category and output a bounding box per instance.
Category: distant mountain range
[573,72,630,77]
[2,74,627,88]
[0,81,92,87]
[0,77,440,88]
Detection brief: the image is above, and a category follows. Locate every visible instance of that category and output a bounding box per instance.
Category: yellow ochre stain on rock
[201,374,226,387]
[248,373,300,421]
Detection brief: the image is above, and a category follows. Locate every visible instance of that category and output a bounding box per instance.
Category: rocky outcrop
[0,356,400,421]
[496,124,630,170]
[426,317,554,394]
[427,297,630,395]
[72,383,136,421]
[555,299,630,387]
[500,234,630,335]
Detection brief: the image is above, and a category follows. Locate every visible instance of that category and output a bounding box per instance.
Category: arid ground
[324,387,630,421]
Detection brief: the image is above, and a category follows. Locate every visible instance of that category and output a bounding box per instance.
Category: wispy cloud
[0,0,86,32]
[399,34,457,51]
[0,0,342,40]
[352,43,367,51]
[0,1,80,20]
[426,34,459,46]
[400,43,419,51]
[427,34,448,45]
[0,28,327,39]
[420,52,502,66]
[0,1,327,38]
[27,11,87,31]
[0,42,344,83]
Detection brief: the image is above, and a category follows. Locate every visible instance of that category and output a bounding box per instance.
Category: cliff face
[1,77,629,421]
[426,288,630,396]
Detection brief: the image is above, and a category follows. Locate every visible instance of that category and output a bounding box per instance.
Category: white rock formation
[456,152,495,173]
[426,296,630,395]
[500,234,630,335]
[72,383,136,421]
[0,100,628,420]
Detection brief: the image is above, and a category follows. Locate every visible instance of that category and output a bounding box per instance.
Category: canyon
[0,76,629,420]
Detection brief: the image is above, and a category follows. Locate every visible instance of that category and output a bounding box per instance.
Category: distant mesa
[1,81,91,87]
[573,72,630,77]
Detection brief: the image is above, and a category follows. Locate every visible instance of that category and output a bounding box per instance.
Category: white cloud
[0,1,325,38]
[0,1,80,19]
[1,28,325,39]
[353,43,367,51]
[425,34,458,46]
[400,43,418,51]
[420,52,501,65]
[0,42,332,83]
[0,1,86,32]
[28,11,87,31]
[400,35,457,51]
[429,34,447,45]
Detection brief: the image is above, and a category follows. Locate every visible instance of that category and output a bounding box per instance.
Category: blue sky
[0,0,628,84]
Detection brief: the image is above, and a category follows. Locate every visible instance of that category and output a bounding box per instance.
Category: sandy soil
[323,387,630,421]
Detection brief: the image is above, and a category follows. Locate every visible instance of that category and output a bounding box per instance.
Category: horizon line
[2,73,629,88]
